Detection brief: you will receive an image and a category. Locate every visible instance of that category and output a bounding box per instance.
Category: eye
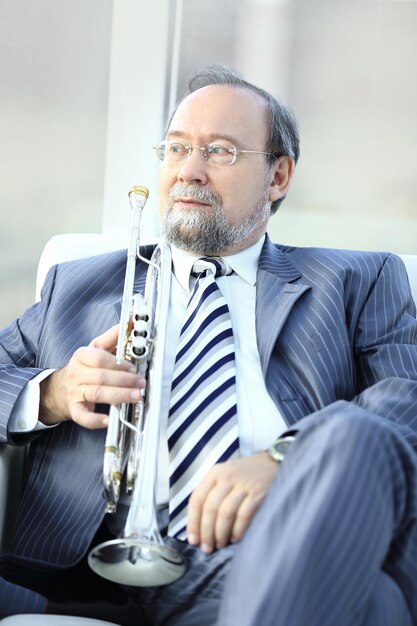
[168,142,189,154]
[206,143,232,156]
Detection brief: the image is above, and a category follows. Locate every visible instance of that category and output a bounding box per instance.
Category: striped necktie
[167,257,240,538]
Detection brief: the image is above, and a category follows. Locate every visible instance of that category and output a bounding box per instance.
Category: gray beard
[160,183,270,255]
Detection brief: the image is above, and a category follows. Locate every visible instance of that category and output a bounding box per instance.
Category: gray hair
[167,64,300,213]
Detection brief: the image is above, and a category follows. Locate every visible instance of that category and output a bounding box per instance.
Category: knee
[295,403,410,463]
[284,405,417,519]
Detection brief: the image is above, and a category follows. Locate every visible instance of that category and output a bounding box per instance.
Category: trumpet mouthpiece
[129,186,149,199]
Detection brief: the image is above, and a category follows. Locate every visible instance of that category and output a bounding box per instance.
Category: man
[0,64,416,626]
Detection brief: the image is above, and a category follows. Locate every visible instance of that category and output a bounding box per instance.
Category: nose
[177,148,208,185]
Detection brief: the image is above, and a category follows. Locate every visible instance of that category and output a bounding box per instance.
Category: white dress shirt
[10,235,287,503]
[156,236,286,500]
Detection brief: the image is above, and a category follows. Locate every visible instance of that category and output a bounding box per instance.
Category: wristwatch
[267,435,296,463]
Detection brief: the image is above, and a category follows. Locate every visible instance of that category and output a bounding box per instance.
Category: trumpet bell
[88,538,186,586]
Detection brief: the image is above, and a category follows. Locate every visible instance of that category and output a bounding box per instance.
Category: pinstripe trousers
[217,407,417,626]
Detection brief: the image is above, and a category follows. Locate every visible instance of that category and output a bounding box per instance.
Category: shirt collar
[170,235,265,291]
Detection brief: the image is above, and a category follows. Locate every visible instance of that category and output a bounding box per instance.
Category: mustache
[167,183,222,205]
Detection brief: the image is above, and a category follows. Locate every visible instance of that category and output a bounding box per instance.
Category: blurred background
[1,0,416,326]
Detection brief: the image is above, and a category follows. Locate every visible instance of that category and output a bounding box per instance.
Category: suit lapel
[256,237,310,377]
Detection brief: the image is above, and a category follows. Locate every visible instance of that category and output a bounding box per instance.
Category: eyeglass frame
[153,140,280,166]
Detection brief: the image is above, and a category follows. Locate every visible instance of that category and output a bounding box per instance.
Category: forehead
[168,85,269,146]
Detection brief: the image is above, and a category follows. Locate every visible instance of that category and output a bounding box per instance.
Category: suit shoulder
[52,244,157,275]
[274,242,395,274]
[53,248,126,272]
[268,242,411,295]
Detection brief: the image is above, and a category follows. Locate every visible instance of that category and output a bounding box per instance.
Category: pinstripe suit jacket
[1,235,417,583]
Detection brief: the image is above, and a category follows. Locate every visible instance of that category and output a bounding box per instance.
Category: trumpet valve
[130,334,148,358]
[129,299,152,359]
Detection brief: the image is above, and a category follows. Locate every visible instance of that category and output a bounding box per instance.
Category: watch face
[270,436,295,462]
[274,439,293,456]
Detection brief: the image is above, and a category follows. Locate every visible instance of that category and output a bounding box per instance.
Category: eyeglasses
[153,141,278,166]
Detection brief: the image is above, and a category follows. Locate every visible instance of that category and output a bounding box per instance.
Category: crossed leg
[217,407,417,626]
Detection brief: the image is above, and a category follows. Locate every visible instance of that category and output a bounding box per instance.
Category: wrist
[39,370,68,425]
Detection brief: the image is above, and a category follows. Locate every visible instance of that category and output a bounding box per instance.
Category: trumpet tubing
[88,186,186,586]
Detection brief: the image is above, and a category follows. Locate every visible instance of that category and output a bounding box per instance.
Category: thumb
[89,324,121,352]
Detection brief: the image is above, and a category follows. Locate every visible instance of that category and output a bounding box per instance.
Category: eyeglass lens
[155,141,236,165]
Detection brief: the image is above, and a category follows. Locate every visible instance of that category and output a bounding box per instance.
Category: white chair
[400,254,417,306]
[0,616,120,625]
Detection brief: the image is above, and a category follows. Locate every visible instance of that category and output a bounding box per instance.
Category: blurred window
[1,0,416,326]
[171,0,417,255]
[0,0,113,325]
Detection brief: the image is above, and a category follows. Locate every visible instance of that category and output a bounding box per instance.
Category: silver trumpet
[88,185,186,586]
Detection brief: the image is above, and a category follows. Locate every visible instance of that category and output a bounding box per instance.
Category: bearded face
[160,182,271,256]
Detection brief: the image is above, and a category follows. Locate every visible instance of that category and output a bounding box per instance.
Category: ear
[268,157,295,203]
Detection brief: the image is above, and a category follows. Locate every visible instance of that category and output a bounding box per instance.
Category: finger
[198,483,236,553]
[187,474,217,546]
[230,491,266,544]
[70,402,110,429]
[74,346,135,373]
[214,489,247,549]
[78,366,144,390]
[80,383,142,407]
[64,360,144,410]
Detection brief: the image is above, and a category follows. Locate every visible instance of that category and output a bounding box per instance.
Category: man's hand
[39,324,145,429]
[187,451,278,553]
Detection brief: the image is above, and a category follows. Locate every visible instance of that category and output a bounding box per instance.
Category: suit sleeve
[0,576,47,616]
[0,265,58,443]
[293,254,417,450]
